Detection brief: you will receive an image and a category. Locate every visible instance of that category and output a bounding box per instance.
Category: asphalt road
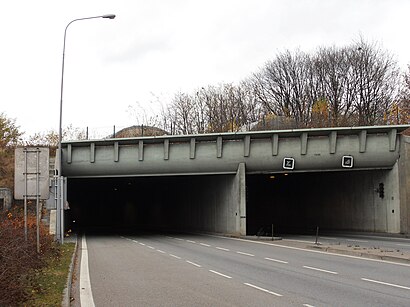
[77,233,410,306]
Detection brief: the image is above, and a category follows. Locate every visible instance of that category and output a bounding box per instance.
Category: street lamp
[56,14,116,242]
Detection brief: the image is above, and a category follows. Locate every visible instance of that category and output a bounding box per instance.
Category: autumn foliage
[0,205,58,306]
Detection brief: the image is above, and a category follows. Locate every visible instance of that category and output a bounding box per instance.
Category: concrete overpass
[61,125,410,235]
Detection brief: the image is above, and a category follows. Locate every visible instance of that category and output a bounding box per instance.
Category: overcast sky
[1,0,409,137]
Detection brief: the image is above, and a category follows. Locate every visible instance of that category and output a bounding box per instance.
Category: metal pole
[36,149,40,253]
[57,14,116,243]
[315,226,319,245]
[60,176,64,244]
[24,149,28,241]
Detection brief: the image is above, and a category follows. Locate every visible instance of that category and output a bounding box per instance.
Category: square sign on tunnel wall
[342,155,354,168]
[283,157,295,170]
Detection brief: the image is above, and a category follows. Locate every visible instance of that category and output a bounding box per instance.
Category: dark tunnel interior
[66,170,377,235]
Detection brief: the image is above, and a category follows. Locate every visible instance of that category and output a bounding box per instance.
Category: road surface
[73,233,410,306]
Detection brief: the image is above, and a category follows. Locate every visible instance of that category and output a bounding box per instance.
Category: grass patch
[24,242,76,307]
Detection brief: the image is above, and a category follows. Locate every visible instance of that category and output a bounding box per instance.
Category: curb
[309,244,410,264]
[62,235,79,307]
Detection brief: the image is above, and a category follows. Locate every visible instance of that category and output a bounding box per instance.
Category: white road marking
[346,239,368,243]
[244,282,283,297]
[187,240,196,243]
[303,304,316,307]
[80,235,96,307]
[200,243,211,247]
[147,245,155,249]
[265,257,288,264]
[132,240,138,243]
[139,243,145,246]
[303,265,338,275]
[236,251,255,257]
[361,278,410,290]
[212,235,410,267]
[396,243,410,247]
[166,236,174,239]
[169,254,181,259]
[209,270,232,279]
[175,238,184,241]
[216,246,230,251]
[186,260,202,267]
[157,249,166,253]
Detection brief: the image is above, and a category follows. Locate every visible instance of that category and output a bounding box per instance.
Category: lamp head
[102,14,116,19]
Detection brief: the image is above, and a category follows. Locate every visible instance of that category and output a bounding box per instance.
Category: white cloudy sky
[1,0,409,137]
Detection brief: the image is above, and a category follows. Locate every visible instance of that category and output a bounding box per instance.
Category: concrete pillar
[398,135,410,234]
[236,163,246,236]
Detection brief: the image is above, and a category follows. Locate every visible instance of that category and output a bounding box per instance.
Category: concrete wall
[170,163,246,235]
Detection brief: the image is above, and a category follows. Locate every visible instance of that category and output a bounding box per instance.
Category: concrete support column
[398,135,410,234]
[236,163,246,236]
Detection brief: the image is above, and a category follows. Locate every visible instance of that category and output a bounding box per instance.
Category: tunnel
[66,168,399,235]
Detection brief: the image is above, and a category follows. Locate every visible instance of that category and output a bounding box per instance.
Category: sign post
[15,147,49,252]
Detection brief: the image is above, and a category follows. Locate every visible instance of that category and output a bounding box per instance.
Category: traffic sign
[342,155,353,168]
[283,157,295,170]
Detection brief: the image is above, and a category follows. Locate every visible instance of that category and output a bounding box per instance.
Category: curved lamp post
[57,14,116,242]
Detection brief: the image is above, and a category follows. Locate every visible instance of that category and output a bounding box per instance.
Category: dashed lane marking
[216,247,230,251]
[200,243,211,247]
[169,254,181,259]
[303,266,338,275]
[244,282,283,297]
[186,260,202,267]
[236,251,255,257]
[157,249,166,254]
[187,240,196,243]
[209,270,232,279]
[265,257,288,264]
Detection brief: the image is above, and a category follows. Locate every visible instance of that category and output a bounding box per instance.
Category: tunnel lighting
[269,175,276,180]
[284,173,289,176]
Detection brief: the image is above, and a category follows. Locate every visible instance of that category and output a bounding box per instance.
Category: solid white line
[361,278,410,290]
[186,260,201,267]
[209,270,232,279]
[169,254,181,259]
[244,283,282,297]
[200,243,211,247]
[265,257,288,264]
[157,249,166,254]
[303,265,338,275]
[187,240,196,243]
[236,251,255,257]
[396,243,410,247]
[80,235,96,307]
[216,246,230,251]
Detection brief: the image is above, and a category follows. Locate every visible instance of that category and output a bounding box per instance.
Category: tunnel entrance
[66,173,243,234]
[66,168,396,236]
[246,169,394,235]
